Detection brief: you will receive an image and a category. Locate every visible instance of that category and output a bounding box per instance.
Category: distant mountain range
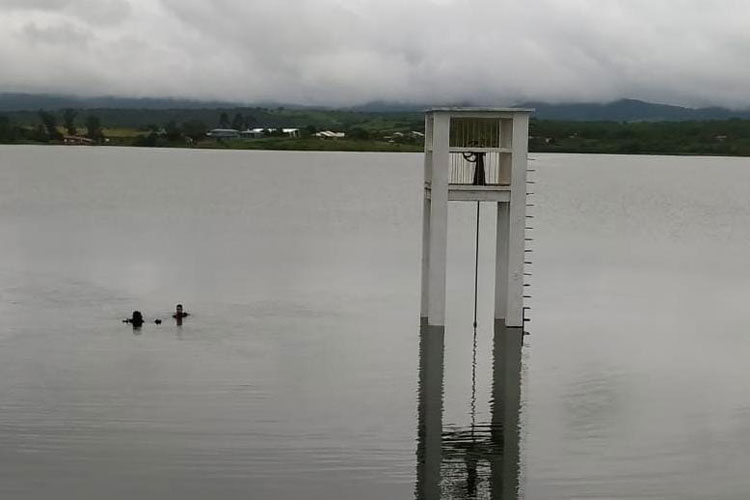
[0,93,239,112]
[2,93,750,122]
[517,99,750,121]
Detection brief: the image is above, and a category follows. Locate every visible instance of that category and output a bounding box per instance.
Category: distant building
[314,130,346,139]
[207,128,240,138]
[241,128,265,138]
[240,128,300,138]
[63,135,94,145]
[383,131,424,142]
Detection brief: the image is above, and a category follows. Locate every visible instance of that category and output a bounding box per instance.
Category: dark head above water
[127,310,144,327]
[173,303,189,319]
[123,310,163,326]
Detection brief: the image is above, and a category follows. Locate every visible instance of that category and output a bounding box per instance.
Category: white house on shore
[239,128,301,138]
[240,128,265,138]
[314,130,346,139]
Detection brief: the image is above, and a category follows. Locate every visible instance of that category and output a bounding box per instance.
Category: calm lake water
[1,146,749,499]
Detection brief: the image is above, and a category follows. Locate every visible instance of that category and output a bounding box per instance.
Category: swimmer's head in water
[176,304,183,314]
[131,310,144,326]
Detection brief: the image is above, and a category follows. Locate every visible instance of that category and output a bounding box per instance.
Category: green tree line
[3,107,750,156]
[0,109,105,143]
[529,119,750,156]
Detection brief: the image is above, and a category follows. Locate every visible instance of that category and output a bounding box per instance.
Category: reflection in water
[417,323,445,500]
[417,321,524,499]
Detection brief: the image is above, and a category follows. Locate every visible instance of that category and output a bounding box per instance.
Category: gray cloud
[1,0,749,107]
[3,0,73,10]
[21,21,93,46]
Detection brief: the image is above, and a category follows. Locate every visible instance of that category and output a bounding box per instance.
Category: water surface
[1,146,749,499]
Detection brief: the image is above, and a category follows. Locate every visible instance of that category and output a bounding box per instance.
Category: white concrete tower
[420,108,532,328]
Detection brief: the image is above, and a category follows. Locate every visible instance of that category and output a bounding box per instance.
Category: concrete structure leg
[420,197,431,320]
[494,202,510,321]
[426,114,450,326]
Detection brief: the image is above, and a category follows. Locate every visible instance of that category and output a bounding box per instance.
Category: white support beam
[495,202,510,320]
[426,113,450,326]
[505,114,529,327]
[420,115,434,321]
[420,196,431,319]
[448,187,511,202]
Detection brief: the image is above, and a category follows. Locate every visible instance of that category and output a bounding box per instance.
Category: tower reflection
[416,321,524,499]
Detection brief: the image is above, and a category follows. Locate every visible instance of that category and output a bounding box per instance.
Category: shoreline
[3,140,750,158]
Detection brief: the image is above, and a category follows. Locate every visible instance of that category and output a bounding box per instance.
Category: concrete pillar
[420,115,434,321]
[494,202,509,321]
[420,196,431,319]
[505,114,529,327]
[426,113,450,326]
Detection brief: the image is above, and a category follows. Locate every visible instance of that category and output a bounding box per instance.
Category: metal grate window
[449,118,500,149]
[449,152,511,185]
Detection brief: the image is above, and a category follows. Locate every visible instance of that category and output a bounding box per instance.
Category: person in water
[123,310,144,327]
[173,304,189,319]
[172,304,189,326]
[123,310,162,326]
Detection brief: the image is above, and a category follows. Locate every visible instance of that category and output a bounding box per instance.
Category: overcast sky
[2,0,749,108]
